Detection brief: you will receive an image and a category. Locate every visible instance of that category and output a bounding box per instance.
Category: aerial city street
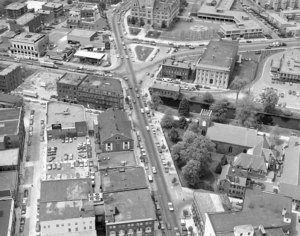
[0,0,300,235]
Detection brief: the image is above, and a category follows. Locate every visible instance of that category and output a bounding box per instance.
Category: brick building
[5,2,27,19]
[42,2,63,18]
[8,13,42,33]
[149,82,180,100]
[0,64,22,93]
[160,59,193,80]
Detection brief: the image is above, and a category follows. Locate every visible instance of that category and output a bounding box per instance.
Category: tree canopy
[210,99,230,123]
[178,117,188,129]
[151,95,163,110]
[235,95,258,128]
[178,98,190,117]
[161,114,174,129]
[231,76,249,104]
[168,127,180,143]
[260,89,279,113]
[182,160,206,187]
[202,92,215,104]
[269,125,283,147]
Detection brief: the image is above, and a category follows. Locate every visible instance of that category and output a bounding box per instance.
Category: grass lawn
[135,45,154,61]
[145,30,161,39]
[230,60,258,88]
[129,27,141,36]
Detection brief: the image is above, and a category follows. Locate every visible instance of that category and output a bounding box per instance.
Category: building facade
[9,32,49,59]
[130,0,180,28]
[5,3,27,19]
[0,94,23,108]
[8,13,42,33]
[42,2,63,18]
[219,23,263,39]
[0,65,22,93]
[160,59,192,80]
[195,40,238,89]
[149,82,180,99]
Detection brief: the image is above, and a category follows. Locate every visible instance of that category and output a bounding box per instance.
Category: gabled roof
[219,164,247,187]
[98,109,132,142]
[233,153,267,173]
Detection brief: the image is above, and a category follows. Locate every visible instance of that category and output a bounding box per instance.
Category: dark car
[19,225,24,233]
[21,205,26,215]
[30,110,35,115]
[20,217,26,225]
[24,189,29,198]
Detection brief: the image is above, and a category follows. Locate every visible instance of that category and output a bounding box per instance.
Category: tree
[152,95,163,110]
[260,89,279,113]
[178,117,188,129]
[178,98,190,117]
[235,96,258,128]
[269,125,283,146]
[161,114,174,129]
[202,92,215,104]
[98,2,106,10]
[169,127,180,143]
[210,99,230,123]
[187,122,202,134]
[220,155,228,166]
[67,0,72,4]
[182,160,205,187]
[172,177,177,185]
[231,76,248,104]
[215,163,222,174]
[188,226,194,233]
[183,209,189,218]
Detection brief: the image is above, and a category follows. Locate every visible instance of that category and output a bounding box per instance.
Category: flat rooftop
[11,32,45,43]
[41,179,93,203]
[0,64,20,76]
[40,199,94,221]
[0,107,21,136]
[74,50,105,60]
[16,13,35,25]
[280,49,300,75]
[0,148,19,167]
[58,72,87,86]
[47,101,85,128]
[197,40,238,71]
[0,170,18,193]
[220,19,262,31]
[43,2,63,8]
[0,198,13,236]
[68,29,97,38]
[98,151,136,169]
[104,189,156,223]
[163,59,191,69]
[79,75,123,94]
[101,167,147,193]
[26,1,45,11]
[151,82,180,92]
[5,2,27,10]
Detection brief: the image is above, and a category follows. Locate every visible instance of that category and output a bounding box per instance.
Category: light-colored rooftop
[0,64,20,76]
[80,75,123,94]
[68,29,97,38]
[47,101,86,128]
[0,107,21,136]
[11,32,45,43]
[280,49,300,75]
[58,73,87,86]
[98,151,137,170]
[0,148,19,167]
[163,59,191,69]
[5,2,27,10]
[74,50,105,60]
[0,198,13,236]
[43,2,63,8]
[268,12,292,25]
[26,1,46,11]
[220,19,262,31]
[15,12,36,25]
[151,82,180,92]
[0,170,18,192]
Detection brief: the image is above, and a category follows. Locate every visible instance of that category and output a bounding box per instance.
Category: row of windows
[11,51,38,57]
[230,184,243,189]
[12,44,35,50]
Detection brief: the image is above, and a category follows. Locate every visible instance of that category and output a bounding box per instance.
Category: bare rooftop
[197,40,238,71]
[5,2,27,10]
[0,107,21,136]
[104,189,156,223]
[47,101,85,128]
[163,59,191,69]
[0,148,19,167]
[280,49,300,75]
[16,13,36,25]
[58,72,87,86]
[80,75,123,94]
[43,2,63,8]
[101,167,147,193]
[11,32,45,43]
[98,151,136,170]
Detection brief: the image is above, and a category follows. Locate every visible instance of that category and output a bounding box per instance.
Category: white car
[146,126,150,131]
[152,167,157,174]
[141,108,145,114]
[168,202,174,211]
[125,55,129,59]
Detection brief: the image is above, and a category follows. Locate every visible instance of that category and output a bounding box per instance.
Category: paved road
[111,9,180,236]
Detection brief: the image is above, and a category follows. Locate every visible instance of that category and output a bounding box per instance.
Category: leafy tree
[235,96,258,128]
[210,99,230,123]
[178,98,190,117]
[231,76,248,104]
[152,95,163,110]
[215,163,222,174]
[178,116,188,129]
[171,142,185,162]
[188,226,194,233]
[260,89,279,113]
[98,2,106,10]
[269,125,283,146]
[169,127,180,143]
[183,209,189,218]
[182,130,198,144]
[220,155,228,166]
[202,92,215,104]
[172,177,177,185]
[187,121,202,134]
[161,114,174,129]
[67,0,73,4]
[182,160,205,187]
[131,17,136,25]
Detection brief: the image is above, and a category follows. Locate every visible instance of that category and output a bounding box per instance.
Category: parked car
[20,217,26,225]
[168,202,174,211]
[21,204,26,215]
[24,189,29,198]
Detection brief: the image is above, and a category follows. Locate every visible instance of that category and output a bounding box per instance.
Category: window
[123,141,130,150]
[68,228,71,232]
[106,143,112,151]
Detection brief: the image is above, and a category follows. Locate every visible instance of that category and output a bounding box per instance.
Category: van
[148,175,153,182]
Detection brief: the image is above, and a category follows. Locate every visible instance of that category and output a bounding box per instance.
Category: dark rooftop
[197,39,238,70]
[0,108,21,136]
[98,109,132,142]
[104,189,156,223]
[57,73,87,86]
[163,58,191,69]
[5,2,27,10]
[0,198,13,236]
[0,93,22,106]
[101,167,147,193]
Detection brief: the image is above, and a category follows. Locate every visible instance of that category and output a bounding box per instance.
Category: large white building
[195,40,239,89]
[9,32,49,59]
[130,0,180,28]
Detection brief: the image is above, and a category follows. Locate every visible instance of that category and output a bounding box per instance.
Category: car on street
[146,126,150,131]
[152,166,157,174]
[36,221,41,232]
[20,217,26,225]
[29,131,33,137]
[30,110,35,115]
[28,140,31,146]
[21,204,26,215]
[168,202,174,211]
[19,225,24,233]
[24,189,29,198]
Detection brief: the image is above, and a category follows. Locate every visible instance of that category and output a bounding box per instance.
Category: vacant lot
[135,45,154,61]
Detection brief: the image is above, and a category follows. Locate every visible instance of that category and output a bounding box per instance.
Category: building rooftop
[279,183,300,201]
[151,82,181,92]
[0,198,14,236]
[15,12,35,25]
[80,75,123,94]
[280,49,300,75]
[206,123,258,148]
[219,164,248,187]
[243,189,292,214]
[101,167,147,193]
[26,1,45,11]
[0,170,18,193]
[104,189,156,224]
[5,2,27,10]
[11,32,45,43]
[208,209,291,234]
[0,148,19,167]
[281,136,300,186]
[74,50,105,60]
[233,153,267,173]
[40,199,95,221]
[40,179,93,203]
[197,40,238,71]
[98,109,132,143]
[43,2,63,8]
[58,72,87,86]
[0,64,20,76]
[163,58,191,69]
[47,101,86,129]
[0,93,22,106]
[0,107,21,136]
[220,19,262,31]
[98,151,137,170]
[68,29,97,38]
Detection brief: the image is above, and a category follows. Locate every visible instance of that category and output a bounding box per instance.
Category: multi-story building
[42,2,63,18]
[130,0,180,28]
[270,49,300,83]
[9,32,49,59]
[0,65,22,93]
[0,197,15,236]
[0,148,20,172]
[40,179,97,236]
[160,59,193,80]
[98,109,133,153]
[149,82,181,99]
[5,2,27,20]
[8,13,42,33]
[37,9,55,26]
[270,0,300,11]
[77,75,124,109]
[195,40,238,89]
[46,101,87,140]
[0,94,23,108]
